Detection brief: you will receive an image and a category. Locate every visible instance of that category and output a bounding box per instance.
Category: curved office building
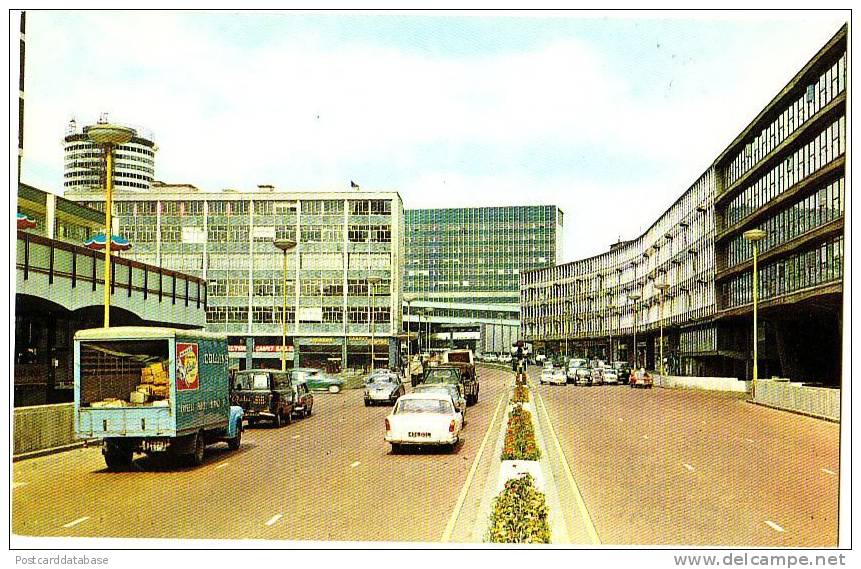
[63,119,156,192]
[522,25,846,383]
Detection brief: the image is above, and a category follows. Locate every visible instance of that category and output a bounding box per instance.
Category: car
[567,359,590,384]
[420,364,479,406]
[612,361,632,384]
[384,392,463,453]
[233,369,297,427]
[540,367,555,385]
[630,368,654,389]
[543,361,554,371]
[364,372,406,405]
[499,354,513,364]
[413,383,466,417]
[541,367,567,386]
[292,367,344,393]
[602,366,619,385]
[291,379,315,418]
[590,367,604,386]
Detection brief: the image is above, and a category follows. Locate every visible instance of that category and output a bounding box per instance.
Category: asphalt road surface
[12,369,509,543]
[533,368,840,547]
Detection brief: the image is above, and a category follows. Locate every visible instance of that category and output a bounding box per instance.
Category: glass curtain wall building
[521,24,846,383]
[69,185,404,372]
[405,205,562,355]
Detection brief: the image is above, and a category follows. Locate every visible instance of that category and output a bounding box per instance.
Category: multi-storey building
[405,206,562,354]
[69,184,404,371]
[521,171,715,374]
[712,26,846,384]
[521,24,846,384]
[63,119,157,192]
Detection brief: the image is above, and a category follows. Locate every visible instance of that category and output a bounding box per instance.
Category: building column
[245,336,253,371]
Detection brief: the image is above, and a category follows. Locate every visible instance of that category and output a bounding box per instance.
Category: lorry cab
[232,369,296,427]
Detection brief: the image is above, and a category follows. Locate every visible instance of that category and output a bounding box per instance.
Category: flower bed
[511,384,530,404]
[501,404,541,461]
[488,473,551,543]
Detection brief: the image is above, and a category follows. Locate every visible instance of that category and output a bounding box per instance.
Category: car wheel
[364,400,370,406]
[248,418,258,427]
[305,405,313,417]
[284,409,293,425]
[329,385,341,394]
[273,412,282,428]
[189,433,205,466]
[391,443,401,454]
[227,421,242,450]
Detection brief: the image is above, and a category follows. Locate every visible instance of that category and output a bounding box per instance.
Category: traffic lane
[13,371,508,542]
[11,389,360,539]
[535,379,839,546]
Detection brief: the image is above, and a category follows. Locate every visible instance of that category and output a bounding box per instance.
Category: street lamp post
[274,238,297,372]
[87,123,134,328]
[367,276,382,370]
[607,295,615,363]
[404,294,415,372]
[628,292,641,369]
[744,229,767,399]
[424,308,433,354]
[654,282,670,376]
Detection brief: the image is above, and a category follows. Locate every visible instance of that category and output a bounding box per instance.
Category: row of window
[65,142,155,156]
[64,180,149,190]
[205,305,391,324]
[724,117,845,227]
[725,53,846,187]
[722,236,843,309]
[679,327,718,354]
[725,177,844,268]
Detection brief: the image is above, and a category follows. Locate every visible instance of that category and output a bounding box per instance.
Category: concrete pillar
[245,336,253,370]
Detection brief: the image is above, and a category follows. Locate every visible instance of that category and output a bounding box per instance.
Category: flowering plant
[488,473,551,543]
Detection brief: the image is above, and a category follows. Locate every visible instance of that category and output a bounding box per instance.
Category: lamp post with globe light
[87,123,134,327]
[273,238,297,372]
[654,281,671,376]
[628,292,642,369]
[367,276,382,370]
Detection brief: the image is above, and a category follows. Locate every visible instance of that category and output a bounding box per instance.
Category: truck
[440,349,480,405]
[74,326,244,471]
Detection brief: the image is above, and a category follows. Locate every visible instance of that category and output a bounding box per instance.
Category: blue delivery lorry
[74,327,243,470]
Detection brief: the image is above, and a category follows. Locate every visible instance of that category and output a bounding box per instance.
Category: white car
[385,393,463,453]
[602,367,619,385]
[541,367,566,385]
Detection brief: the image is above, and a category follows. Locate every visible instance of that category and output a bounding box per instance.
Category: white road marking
[12,482,28,489]
[63,516,90,528]
[745,438,755,443]
[350,461,360,468]
[265,514,283,526]
[216,462,229,469]
[765,520,785,532]
[618,417,624,422]
[683,463,695,472]
[821,468,837,476]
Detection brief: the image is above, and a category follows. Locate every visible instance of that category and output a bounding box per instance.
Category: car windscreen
[368,375,395,384]
[415,385,456,398]
[235,372,270,390]
[396,399,453,414]
[424,370,460,384]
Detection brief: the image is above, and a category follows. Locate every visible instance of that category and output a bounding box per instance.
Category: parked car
[567,359,590,385]
[499,354,513,364]
[292,367,344,393]
[612,361,632,384]
[385,392,463,453]
[540,367,555,385]
[630,368,654,389]
[590,367,604,386]
[413,383,466,418]
[233,369,297,427]
[364,372,406,406]
[602,366,619,385]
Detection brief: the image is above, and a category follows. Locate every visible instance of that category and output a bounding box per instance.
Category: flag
[350,180,359,189]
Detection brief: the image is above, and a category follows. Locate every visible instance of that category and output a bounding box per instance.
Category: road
[533,368,840,547]
[12,364,841,546]
[12,368,509,542]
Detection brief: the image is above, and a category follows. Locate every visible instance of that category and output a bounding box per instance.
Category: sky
[17,10,847,262]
